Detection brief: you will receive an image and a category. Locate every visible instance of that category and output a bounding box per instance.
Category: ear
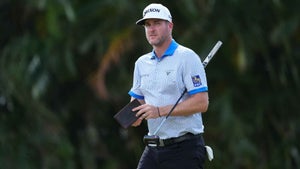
[168,22,173,29]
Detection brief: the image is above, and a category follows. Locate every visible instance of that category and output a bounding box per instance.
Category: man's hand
[133,104,160,120]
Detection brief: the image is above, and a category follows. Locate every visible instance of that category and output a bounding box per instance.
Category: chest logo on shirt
[191,75,202,87]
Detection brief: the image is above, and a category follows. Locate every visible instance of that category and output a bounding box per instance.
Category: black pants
[137,135,206,169]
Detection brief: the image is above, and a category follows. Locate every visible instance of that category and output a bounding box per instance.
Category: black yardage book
[114,99,141,128]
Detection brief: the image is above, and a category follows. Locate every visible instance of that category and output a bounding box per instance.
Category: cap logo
[136,4,172,25]
[144,8,160,17]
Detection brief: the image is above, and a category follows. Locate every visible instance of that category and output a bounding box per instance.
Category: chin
[149,40,160,46]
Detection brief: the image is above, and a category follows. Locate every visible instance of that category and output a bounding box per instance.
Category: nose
[148,26,155,32]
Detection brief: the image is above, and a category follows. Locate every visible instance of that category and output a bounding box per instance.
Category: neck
[153,38,172,58]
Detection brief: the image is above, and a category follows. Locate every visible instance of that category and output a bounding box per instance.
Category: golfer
[128,3,209,169]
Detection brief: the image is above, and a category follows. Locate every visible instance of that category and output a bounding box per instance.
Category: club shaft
[203,41,222,68]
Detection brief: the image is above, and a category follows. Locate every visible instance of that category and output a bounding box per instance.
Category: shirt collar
[150,39,179,60]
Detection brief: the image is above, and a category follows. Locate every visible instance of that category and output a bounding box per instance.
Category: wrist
[156,107,161,117]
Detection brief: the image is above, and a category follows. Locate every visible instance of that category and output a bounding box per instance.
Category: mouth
[149,35,157,39]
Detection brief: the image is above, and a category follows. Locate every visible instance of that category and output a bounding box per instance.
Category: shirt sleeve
[128,61,144,100]
[182,50,208,95]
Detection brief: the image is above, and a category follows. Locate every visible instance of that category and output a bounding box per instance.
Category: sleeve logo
[191,75,202,87]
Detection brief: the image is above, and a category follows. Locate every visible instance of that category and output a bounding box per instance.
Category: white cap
[136,3,172,25]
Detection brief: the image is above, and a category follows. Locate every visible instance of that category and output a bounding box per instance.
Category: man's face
[144,19,173,47]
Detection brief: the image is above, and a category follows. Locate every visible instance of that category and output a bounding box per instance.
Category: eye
[144,23,150,28]
[154,21,161,26]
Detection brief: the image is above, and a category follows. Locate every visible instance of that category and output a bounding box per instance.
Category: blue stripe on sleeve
[128,91,144,100]
[188,87,208,95]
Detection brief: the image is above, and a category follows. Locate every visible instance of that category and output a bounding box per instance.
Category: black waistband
[159,133,202,147]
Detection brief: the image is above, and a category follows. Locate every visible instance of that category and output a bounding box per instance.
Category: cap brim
[136,18,171,25]
[136,18,146,25]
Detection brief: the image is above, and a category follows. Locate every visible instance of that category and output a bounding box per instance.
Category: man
[128,3,209,169]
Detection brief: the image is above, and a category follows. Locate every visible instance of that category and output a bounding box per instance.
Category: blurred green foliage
[0,0,299,168]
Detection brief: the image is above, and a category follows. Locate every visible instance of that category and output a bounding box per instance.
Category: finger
[132,104,145,111]
[145,113,153,120]
[143,113,147,119]
[136,109,146,117]
[138,113,145,120]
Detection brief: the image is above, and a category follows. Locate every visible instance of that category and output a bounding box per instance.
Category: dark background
[0,0,299,168]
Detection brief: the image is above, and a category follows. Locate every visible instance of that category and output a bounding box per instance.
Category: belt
[158,133,202,147]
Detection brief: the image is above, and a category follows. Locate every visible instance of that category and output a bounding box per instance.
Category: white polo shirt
[128,40,208,139]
